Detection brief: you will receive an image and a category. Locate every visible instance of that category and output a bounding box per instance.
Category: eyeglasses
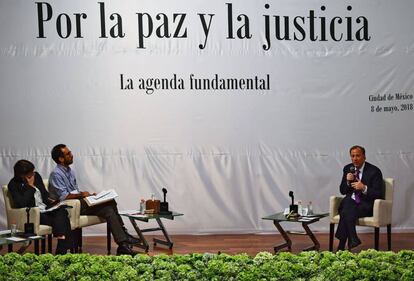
[63,151,72,157]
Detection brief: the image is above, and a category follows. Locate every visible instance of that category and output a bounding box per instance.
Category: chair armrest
[61,199,81,229]
[8,207,41,234]
[329,196,343,219]
[372,199,392,226]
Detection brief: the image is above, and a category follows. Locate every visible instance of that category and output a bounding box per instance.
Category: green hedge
[1,250,413,281]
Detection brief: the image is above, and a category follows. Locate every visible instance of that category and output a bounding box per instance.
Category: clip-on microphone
[160,188,172,215]
[24,207,35,236]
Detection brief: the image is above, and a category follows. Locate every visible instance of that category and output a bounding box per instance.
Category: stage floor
[1,232,412,255]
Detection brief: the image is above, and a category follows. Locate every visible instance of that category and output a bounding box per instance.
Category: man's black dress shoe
[337,239,346,251]
[123,228,141,245]
[348,238,361,249]
[125,235,141,245]
[116,243,138,256]
[55,239,69,255]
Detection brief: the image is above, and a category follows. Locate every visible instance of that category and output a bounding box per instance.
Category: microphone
[289,191,294,205]
[26,207,30,223]
[162,188,167,203]
[24,207,35,235]
[288,191,298,215]
[160,187,171,214]
[348,166,357,184]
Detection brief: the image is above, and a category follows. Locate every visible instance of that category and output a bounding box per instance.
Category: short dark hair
[14,159,35,178]
[350,145,365,156]
[51,144,67,164]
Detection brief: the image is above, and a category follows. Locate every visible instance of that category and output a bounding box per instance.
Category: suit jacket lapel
[361,162,370,183]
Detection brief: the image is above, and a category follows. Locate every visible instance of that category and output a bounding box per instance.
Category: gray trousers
[80,199,127,244]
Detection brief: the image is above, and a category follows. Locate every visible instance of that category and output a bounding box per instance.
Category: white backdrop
[1,0,414,235]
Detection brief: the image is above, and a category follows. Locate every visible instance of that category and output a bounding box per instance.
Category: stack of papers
[119,210,147,218]
[0,230,12,235]
[6,237,26,242]
[84,189,118,206]
[43,201,69,213]
[298,217,317,222]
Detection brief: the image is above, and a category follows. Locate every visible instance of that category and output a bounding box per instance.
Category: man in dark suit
[335,145,384,250]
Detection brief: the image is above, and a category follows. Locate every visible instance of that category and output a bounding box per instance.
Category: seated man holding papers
[48,144,139,255]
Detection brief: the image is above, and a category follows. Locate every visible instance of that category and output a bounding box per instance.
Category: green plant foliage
[0,250,413,281]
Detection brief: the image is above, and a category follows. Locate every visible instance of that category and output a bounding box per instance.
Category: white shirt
[33,186,47,213]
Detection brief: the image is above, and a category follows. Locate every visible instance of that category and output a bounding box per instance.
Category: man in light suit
[335,145,384,250]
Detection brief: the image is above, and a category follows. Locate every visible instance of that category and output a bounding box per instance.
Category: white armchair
[2,180,79,253]
[3,179,112,254]
[329,178,394,251]
[44,181,111,254]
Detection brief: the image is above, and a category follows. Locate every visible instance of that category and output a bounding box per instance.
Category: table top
[262,212,329,223]
[120,211,183,222]
[0,230,44,247]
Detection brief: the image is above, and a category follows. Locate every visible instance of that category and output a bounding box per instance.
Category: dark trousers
[40,207,73,251]
[335,196,373,242]
[79,199,127,244]
[40,207,71,237]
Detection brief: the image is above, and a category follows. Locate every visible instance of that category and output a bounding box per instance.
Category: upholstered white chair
[3,179,111,254]
[45,180,111,254]
[2,180,78,253]
[329,178,394,251]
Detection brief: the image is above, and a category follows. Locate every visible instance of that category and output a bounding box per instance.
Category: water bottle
[307,201,314,215]
[297,200,303,216]
[139,199,145,214]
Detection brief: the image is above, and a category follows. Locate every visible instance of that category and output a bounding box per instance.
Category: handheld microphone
[348,166,357,184]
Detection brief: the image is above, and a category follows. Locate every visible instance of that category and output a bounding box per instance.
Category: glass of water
[10,224,17,236]
[302,207,308,216]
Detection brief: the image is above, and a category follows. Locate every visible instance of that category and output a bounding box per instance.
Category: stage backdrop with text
[1,0,414,234]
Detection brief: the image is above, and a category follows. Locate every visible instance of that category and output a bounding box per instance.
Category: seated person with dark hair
[335,145,384,250]
[8,159,73,254]
[48,144,139,256]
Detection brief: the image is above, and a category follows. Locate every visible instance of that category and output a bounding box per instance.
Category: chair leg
[48,235,53,253]
[78,228,83,253]
[34,240,40,255]
[374,227,379,250]
[329,223,335,251]
[107,222,111,255]
[387,224,392,251]
[41,237,46,254]
[71,229,80,253]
